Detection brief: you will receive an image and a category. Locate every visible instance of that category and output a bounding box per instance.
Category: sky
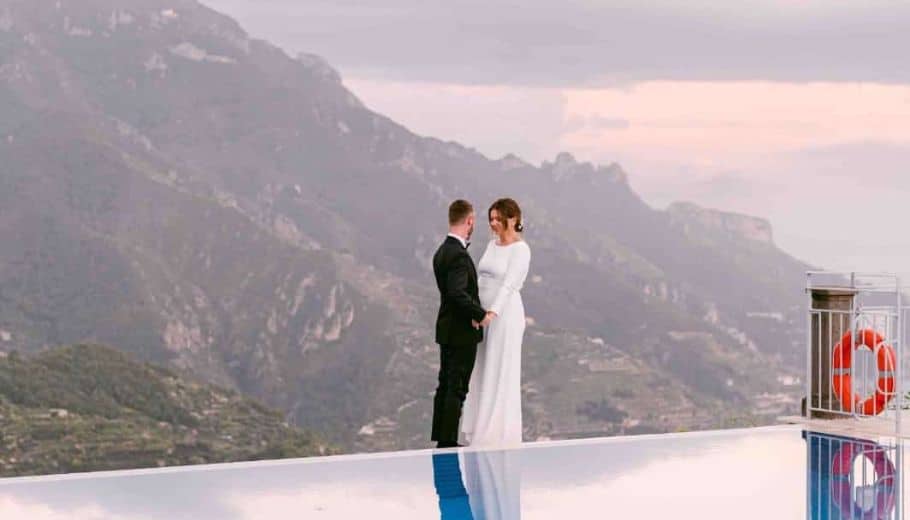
[203,0,910,277]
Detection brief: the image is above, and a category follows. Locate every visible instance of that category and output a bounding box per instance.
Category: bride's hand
[479,311,496,327]
[471,320,480,329]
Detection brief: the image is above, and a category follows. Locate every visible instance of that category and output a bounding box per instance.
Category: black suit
[431,236,487,445]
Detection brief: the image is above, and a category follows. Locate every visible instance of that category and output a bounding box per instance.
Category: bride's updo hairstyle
[489,198,524,233]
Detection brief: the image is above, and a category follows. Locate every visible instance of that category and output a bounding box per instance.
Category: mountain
[0,344,331,477]
[0,0,808,452]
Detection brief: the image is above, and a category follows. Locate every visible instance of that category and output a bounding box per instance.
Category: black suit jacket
[433,236,486,346]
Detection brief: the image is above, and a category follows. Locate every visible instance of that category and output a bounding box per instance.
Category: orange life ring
[830,441,896,520]
[831,329,896,415]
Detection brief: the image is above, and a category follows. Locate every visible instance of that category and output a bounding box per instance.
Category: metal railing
[805,272,904,435]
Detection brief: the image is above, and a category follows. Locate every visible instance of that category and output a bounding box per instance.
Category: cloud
[203,0,910,86]
[781,141,910,186]
[565,115,630,133]
[614,139,910,276]
[563,81,910,164]
[345,78,569,163]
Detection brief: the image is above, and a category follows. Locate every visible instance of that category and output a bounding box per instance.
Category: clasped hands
[472,311,497,330]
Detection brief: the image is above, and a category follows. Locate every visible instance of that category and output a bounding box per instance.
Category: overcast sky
[204,0,910,277]
[206,0,910,86]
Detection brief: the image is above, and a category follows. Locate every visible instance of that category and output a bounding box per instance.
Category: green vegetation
[0,345,333,477]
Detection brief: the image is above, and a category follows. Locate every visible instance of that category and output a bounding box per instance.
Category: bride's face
[489,209,504,236]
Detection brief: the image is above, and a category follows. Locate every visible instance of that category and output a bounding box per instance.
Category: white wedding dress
[462,239,531,447]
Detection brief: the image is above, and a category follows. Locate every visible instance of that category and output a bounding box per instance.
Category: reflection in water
[464,450,522,520]
[806,431,901,520]
[433,453,474,519]
[432,450,522,520]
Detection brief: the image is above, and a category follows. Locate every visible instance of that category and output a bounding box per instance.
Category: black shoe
[436,441,464,449]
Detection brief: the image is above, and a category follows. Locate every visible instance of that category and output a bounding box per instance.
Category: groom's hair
[448,199,474,225]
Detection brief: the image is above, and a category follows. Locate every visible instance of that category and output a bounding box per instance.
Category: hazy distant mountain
[0,344,331,476]
[0,0,808,451]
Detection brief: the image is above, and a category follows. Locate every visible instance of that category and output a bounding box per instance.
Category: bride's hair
[488,198,524,233]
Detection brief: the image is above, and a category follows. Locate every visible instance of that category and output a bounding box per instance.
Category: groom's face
[466,212,475,239]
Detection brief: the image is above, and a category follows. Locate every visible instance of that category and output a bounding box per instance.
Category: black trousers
[431,343,478,444]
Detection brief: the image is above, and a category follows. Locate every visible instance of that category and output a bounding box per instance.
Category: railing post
[805,288,857,418]
[896,278,903,437]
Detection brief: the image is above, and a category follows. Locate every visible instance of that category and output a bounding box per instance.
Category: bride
[462,198,531,447]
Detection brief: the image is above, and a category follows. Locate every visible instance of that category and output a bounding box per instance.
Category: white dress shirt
[447,232,468,249]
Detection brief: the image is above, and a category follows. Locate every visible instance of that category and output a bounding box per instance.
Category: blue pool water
[0,425,903,519]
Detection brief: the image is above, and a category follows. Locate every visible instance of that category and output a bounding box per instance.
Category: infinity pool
[0,425,902,519]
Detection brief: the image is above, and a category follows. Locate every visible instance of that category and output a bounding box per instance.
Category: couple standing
[431,198,531,449]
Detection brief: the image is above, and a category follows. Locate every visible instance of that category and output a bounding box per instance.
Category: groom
[431,200,495,448]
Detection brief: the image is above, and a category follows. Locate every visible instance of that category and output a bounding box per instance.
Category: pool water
[0,426,902,519]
